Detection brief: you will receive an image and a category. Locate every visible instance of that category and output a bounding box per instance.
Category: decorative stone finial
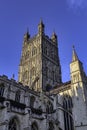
[72,45,79,62]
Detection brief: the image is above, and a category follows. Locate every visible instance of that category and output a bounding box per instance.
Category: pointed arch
[46,101,53,114]
[15,90,20,102]
[31,67,36,78]
[8,116,20,130]
[30,95,35,108]
[31,121,38,130]
[48,121,54,130]
[32,47,37,56]
[63,95,74,130]
[0,83,5,96]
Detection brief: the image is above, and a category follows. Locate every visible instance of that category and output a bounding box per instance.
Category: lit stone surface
[0,22,87,130]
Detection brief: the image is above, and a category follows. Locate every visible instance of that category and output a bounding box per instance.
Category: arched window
[31,122,38,130]
[44,46,47,55]
[31,68,36,77]
[0,83,4,96]
[15,90,20,102]
[8,118,17,130]
[30,96,35,108]
[49,121,54,130]
[32,47,37,56]
[63,95,74,130]
[25,51,30,60]
[46,101,53,114]
[23,71,28,80]
[45,67,48,78]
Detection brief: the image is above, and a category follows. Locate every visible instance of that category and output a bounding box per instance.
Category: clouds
[67,0,87,9]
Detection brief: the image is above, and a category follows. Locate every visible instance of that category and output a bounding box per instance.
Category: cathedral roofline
[50,81,71,94]
[0,75,41,96]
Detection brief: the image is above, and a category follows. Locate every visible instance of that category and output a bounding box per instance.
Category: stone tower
[18,20,62,91]
[70,46,87,129]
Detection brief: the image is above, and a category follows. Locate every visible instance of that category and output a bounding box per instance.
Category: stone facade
[0,21,87,130]
[0,75,58,130]
[18,20,61,91]
[51,47,87,130]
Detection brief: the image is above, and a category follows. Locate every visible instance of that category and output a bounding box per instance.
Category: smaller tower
[18,29,30,85]
[70,46,87,128]
[38,19,45,35]
[24,29,30,43]
[70,46,85,83]
[51,32,57,44]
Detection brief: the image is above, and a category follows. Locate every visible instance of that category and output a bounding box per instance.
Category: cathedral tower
[18,20,62,91]
[70,46,87,129]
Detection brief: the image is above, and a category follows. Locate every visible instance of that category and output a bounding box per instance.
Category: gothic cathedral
[18,20,61,91]
[0,20,87,130]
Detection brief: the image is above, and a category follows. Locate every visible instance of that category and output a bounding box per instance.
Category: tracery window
[0,83,4,96]
[46,101,53,114]
[23,71,28,80]
[45,46,47,55]
[63,95,74,130]
[25,51,29,60]
[30,96,35,108]
[15,90,20,102]
[48,122,54,130]
[31,68,36,77]
[8,118,17,130]
[45,67,48,78]
[43,45,47,55]
[32,47,37,56]
[31,122,38,130]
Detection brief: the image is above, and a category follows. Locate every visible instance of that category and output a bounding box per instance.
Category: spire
[26,27,29,35]
[51,31,57,38]
[72,45,79,62]
[52,30,55,36]
[24,28,30,41]
[26,27,30,37]
[40,18,43,25]
[38,18,44,27]
[38,19,45,35]
[51,31,57,43]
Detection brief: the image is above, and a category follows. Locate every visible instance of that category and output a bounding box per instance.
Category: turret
[38,19,45,35]
[51,31,58,44]
[70,46,85,83]
[24,29,30,43]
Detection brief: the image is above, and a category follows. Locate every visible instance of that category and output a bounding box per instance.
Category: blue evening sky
[0,0,87,82]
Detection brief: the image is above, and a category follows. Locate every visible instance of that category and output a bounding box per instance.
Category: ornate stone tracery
[8,118,17,130]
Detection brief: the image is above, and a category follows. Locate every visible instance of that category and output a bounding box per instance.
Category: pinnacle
[72,45,79,62]
[40,18,43,24]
